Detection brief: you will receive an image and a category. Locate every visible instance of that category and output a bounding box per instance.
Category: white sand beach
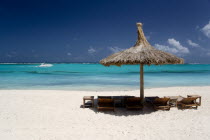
[0,86,210,140]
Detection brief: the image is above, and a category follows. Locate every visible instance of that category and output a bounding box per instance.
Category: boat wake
[36,63,53,68]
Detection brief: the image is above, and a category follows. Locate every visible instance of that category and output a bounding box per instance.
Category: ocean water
[0,63,210,91]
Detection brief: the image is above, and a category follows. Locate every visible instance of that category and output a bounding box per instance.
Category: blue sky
[0,0,210,63]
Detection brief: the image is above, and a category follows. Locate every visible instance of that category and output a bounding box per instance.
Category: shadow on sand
[81,99,158,116]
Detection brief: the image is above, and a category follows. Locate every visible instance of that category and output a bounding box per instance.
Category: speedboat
[37,63,53,67]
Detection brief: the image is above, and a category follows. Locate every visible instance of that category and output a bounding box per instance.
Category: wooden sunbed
[177,97,199,109]
[152,97,170,111]
[97,97,114,111]
[98,96,112,99]
[125,97,144,110]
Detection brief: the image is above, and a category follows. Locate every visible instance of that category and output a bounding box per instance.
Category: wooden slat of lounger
[98,107,114,111]
[154,105,170,111]
[185,104,199,106]
[126,106,143,109]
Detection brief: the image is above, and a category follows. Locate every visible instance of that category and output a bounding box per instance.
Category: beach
[1,0,210,140]
[0,86,209,140]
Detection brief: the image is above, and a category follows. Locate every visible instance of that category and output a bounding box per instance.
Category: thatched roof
[100,23,184,66]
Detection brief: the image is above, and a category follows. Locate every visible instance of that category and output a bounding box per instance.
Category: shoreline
[0,85,209,92]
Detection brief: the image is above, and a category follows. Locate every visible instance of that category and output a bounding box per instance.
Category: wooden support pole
[140,64,144,99]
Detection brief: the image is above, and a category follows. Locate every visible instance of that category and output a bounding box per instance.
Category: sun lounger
[125,97,144,110]
[152,97,170,111]
[145,96,159,103]
[177,97,199,109]
[98,96,112,99]
[97,97,114,111]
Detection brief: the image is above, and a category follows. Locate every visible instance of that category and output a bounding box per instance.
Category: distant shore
[0,86,209,140]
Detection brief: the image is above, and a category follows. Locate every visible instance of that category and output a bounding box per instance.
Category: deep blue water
[0,63,210,90]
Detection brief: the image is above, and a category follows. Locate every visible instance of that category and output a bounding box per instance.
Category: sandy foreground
[0,86,210,140]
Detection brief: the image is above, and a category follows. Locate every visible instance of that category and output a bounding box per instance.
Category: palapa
[100,22,184,99]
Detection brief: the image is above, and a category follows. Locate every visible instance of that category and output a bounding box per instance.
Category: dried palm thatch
[100,23,184,66]
[100,23,184,99]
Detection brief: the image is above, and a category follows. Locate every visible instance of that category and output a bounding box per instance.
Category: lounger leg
[182,104,185,109]
[83,99,85,108]
[92,100,94,107]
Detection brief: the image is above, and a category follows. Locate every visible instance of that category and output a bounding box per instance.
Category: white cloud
[109,46,124,53]
[207,50,210,56]
[67,52,72,56]
[201,21,210,38]
[6,54,12,57]
[73,37,78,40]
[146,36,150,40]
[187,40,200,47]
[6,51,17,58]
[154,44,179,54]
[195,25,200,30]
[88,47,96,54]
[168,38,189,53]
[154,38,189,55]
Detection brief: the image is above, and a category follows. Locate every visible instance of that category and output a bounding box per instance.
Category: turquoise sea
[0,63,210,91]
